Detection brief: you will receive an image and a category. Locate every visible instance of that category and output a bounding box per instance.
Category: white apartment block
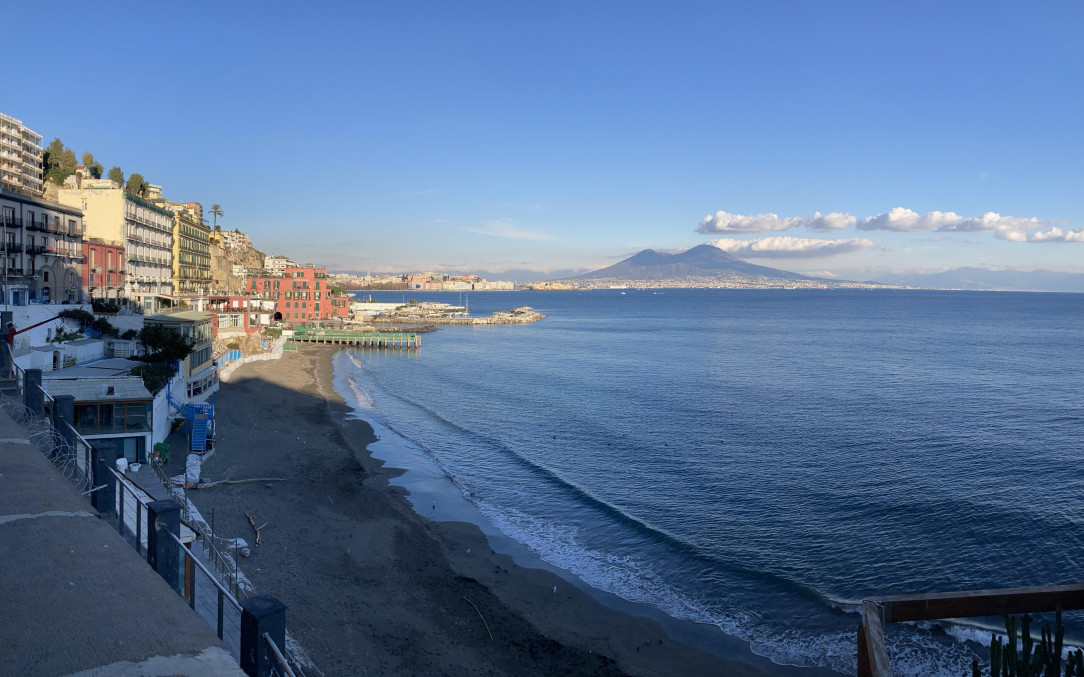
[0,189,84,305]
[221,230,251,250]
[0,113,44,196]
[263,255,295,276]
[58,185,175,312]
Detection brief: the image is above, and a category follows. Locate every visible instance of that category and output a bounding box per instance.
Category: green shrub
[130,362,176,395]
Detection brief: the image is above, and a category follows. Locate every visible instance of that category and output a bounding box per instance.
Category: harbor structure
[0,112,44,196]
[58,183,175,312]
[0,188,85,304]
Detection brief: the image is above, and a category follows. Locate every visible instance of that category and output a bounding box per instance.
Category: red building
[82,238,126,301]
[199,295,258,335]
[247,264,350,324]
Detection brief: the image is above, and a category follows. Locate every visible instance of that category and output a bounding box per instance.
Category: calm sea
[331,289,1084,675]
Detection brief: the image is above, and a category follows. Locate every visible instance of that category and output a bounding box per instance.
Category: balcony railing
[858,585,1084,676]
[3,242,23,253]
[23,218,44,231]
[1,217,22,228]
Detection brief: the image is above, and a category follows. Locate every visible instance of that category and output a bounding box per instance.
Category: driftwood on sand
[176,477,287,489]
[245,510,268,547]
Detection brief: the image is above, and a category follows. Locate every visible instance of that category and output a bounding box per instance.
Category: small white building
[43,373,154,464]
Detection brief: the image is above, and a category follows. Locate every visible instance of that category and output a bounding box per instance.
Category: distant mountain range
[868,267,1084,293]
[574,244,813,282]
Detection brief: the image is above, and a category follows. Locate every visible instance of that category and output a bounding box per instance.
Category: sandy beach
[172,345,773,677]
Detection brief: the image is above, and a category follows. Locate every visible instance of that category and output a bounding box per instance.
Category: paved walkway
[0,410,245,676]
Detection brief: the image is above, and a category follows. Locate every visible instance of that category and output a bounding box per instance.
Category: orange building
[247,264,349,324]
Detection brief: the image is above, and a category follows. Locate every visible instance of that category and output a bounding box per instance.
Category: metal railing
[107,466,299,675]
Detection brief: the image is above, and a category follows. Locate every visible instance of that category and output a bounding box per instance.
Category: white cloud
[707,236,878,258]
[859,207,1053,234]
[697,210,856,234]
[995,226,1084,243]
[463,220,555,241]
[806,212,857,231]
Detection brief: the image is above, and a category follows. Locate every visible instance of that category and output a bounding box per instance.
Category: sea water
[331,289,1084,675]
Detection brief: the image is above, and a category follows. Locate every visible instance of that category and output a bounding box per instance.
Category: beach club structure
[144,310,218,400]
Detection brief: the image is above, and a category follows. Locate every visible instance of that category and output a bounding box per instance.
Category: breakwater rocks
[374,306,545,326]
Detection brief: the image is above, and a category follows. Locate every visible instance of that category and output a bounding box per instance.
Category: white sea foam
[345,374,375,411]
[473,497,988,676]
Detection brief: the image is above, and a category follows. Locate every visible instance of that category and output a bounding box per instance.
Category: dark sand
[173,346,773,676]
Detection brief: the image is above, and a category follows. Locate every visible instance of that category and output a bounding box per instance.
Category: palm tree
[210,204,224,227]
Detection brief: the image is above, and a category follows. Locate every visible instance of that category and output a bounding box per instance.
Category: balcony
[25,244,46,256]
[24,219,44,232]
[858,585,1084,676]
[0,217,22,229]
[3,242,23,254]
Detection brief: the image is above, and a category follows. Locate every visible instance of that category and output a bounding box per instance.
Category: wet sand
[177,345,773,676]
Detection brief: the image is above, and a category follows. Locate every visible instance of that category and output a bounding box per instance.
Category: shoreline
[181,344,782,676]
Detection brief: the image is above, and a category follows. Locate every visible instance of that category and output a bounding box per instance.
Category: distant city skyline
[8,1,1082,279]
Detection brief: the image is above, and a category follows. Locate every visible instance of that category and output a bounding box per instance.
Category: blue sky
[9,1,1083,278]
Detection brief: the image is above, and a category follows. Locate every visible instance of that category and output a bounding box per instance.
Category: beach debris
[185,454,201,488]
[245,510,268,547]
[226,537,252,558]
[463,596,493,641]
[179,477,287,489]
[553,586,557,595]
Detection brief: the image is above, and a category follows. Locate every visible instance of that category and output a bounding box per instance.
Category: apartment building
[82,238,126,300]
[263,255,295,276]
[0,189,84,304]
[221,229,250,250]
[0,112,44,196]
[144,310,217,400]
[58,184,175,312]
[247,264,350,323]
[171,209,212,296]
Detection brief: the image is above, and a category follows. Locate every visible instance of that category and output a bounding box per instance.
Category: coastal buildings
[82,237,126,300]
[0,189,85,304]
[192,295,257,335]
[144,310,217,399]
[221,229,250,251]
[247,264,349,323]
[0,113,44,196]
[169,208,212,296]
[263,255,295,276]
[58,184,175,312]
[47,375,154,463]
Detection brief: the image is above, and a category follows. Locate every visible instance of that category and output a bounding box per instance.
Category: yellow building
[171,210,211,295]
[58,184,174,312]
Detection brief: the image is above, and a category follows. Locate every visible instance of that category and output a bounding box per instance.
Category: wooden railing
[858,584,1084,676]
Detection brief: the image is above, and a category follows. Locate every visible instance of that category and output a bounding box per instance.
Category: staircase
[0,377,19,399]
[190,414,208,452]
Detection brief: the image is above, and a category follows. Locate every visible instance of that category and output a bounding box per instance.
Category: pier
[287,328,420,349]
